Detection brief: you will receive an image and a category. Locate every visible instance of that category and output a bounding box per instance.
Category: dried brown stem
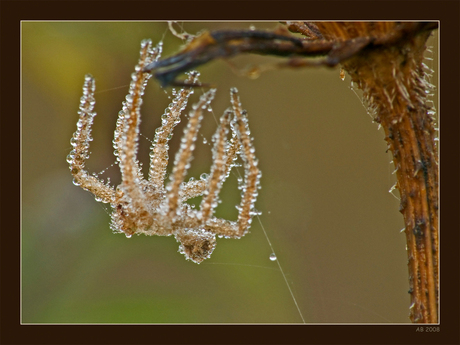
[315,22,438,323]
[147,21,439,322]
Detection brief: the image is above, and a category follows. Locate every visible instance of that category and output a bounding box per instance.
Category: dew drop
[200,173,208,180]
[70,137,79,147]
[269,253,277,261]
[125,234,132,238]
[202,137,207,144]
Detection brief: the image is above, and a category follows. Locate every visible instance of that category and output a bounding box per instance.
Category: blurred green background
[22,22,438,323]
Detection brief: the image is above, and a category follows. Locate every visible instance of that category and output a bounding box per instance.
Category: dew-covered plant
[67,39,261,264]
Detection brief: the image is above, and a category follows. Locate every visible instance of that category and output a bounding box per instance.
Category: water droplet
[202,137,207,144]
[269,253,277,261]
[125,234,132,238]
[200,173,208,180]
[70,137,79,147]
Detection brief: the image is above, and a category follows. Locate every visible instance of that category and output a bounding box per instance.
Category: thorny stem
[148,22,439,323]
[316,22,439,324]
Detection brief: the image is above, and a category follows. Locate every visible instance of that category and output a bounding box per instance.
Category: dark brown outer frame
[2,0,459,342]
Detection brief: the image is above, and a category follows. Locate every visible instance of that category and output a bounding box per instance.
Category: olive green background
[22,21,438,323]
